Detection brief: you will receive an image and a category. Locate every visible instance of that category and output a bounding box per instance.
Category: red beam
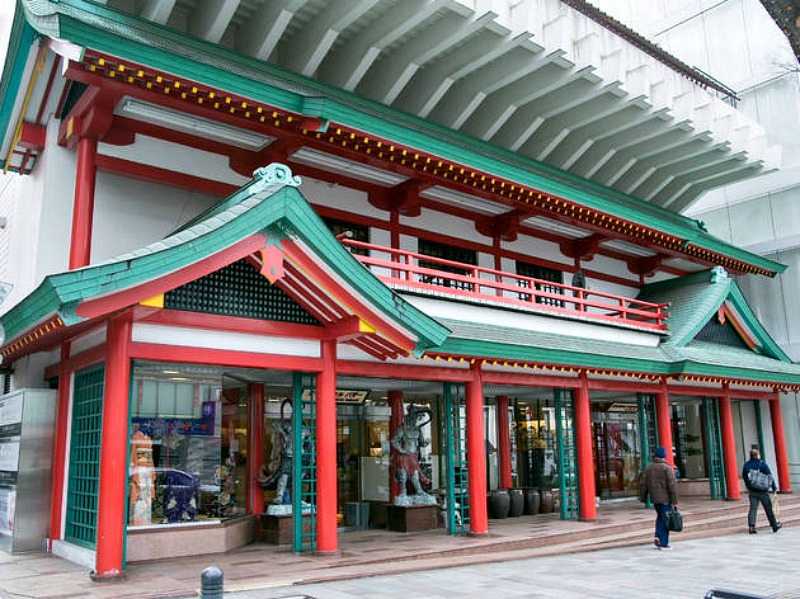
[96,154,238,197]
[140,309,324,339]
[130,342,323,371]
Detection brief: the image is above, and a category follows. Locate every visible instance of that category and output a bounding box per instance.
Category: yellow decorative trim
[140,294,164,308]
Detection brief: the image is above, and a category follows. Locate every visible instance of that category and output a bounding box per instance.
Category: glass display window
[672,402,708,479]
[128,362,246,527]
[591,400,642,499]
[514,399,558,490]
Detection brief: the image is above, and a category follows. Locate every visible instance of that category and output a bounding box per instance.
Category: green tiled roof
[4,0,785,276]
[428,267,800,385]
[639,267,789,360]
[0,164,450,355]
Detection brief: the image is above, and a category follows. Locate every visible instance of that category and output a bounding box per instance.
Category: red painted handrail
[341,239,668,332]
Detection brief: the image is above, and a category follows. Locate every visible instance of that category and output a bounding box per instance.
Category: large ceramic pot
[539,489,555,514]
[508,488,524,517]
[487,489,510,519]
[523,488,540,516]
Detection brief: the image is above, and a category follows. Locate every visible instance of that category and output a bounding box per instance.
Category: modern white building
[595,0,800,482]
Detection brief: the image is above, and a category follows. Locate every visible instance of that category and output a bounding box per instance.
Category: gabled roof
[0,0,786,276]
[639,267,789,360]
[0,163,450,363]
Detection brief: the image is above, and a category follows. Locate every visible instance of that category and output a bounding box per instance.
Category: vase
[508,488,524,517]
[539,489,554,514]
[523,488,540,515]
[487,489,510,519]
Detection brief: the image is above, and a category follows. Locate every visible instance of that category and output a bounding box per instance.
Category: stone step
[369,496,800,564]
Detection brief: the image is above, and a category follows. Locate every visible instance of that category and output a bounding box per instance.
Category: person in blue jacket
[742,448,781,534]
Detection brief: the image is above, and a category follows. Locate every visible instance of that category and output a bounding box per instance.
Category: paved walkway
[0,496,797,599]
[228,527,800,599]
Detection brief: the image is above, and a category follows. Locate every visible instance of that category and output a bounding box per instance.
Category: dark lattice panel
[516,261,564,307]
[65,365,104,549]
[418,239,477,291]
[165,259,321,325]
[323,217,369,256]
[695,318,750,349]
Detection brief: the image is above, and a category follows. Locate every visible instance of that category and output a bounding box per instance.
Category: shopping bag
[748,467,772,491]
[772,492,781,519]
[663,508,683,532]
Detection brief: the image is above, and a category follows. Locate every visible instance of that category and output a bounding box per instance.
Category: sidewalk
[0,496,797,599]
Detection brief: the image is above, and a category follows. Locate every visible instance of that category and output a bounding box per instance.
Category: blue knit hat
[654,446,667,459]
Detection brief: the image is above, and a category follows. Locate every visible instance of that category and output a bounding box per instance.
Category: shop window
[514,400,559,490]
[591,401,642,499]
[671,403,708,479]
[324,218,369,256]
[516,261,564,307]
[128,362,247,527]
[418,239,477,291]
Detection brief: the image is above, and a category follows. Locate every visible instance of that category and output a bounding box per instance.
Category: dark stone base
[259,513,311,545]
[386,504,439,532]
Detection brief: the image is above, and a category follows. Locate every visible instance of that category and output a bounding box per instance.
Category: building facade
[0,0,798,581]
[594,0,800,485]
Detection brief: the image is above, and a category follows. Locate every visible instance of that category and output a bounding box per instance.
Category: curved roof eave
[13,0,786,277]
[0,164,450,359]
[433,328,800,387]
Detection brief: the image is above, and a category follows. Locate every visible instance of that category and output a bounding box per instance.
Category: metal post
[200,566,223,599]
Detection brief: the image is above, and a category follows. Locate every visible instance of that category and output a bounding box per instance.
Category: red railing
[341,239,668,332]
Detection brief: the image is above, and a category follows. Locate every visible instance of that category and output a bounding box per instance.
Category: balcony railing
[340,239,668,333]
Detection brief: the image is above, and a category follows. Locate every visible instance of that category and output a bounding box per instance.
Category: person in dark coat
[742,448,781,534]
[640,446,679,550]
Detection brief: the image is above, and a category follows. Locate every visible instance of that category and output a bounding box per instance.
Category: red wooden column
[655,384,674,467]
[93,314,132,579]
[574,374,596,519]
[316,339,338,554]
[718,386,740,500]
[48,342,72,549]
[69,136,97,270]
[769,394,791,493]
[496,395,512,490]
[388,390,403,501]
[466,363,488,535]
[247,384,265,515]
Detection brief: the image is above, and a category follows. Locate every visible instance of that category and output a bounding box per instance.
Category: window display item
[128,429,156,525]
[391,404,436,506]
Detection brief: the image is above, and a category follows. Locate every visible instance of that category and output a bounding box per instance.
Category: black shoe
[748,526,757,534]
[772,522,782,533]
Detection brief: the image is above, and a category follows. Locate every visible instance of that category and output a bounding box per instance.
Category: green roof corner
[639,267,789,361]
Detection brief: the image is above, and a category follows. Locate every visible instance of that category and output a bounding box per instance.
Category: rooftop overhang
[0,0,786,278]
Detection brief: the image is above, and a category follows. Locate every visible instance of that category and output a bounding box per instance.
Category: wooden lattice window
[418,239,477,291]
[516,262,564,307]
[323,218,369,256]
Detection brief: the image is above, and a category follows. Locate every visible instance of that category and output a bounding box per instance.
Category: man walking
[742,448,781,534]
[640,446,678,550]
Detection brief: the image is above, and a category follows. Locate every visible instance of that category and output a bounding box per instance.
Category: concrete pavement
[220,527,800,599]
[1,496,799,599]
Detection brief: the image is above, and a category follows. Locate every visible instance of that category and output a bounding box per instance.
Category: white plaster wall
[92,170,219,263]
